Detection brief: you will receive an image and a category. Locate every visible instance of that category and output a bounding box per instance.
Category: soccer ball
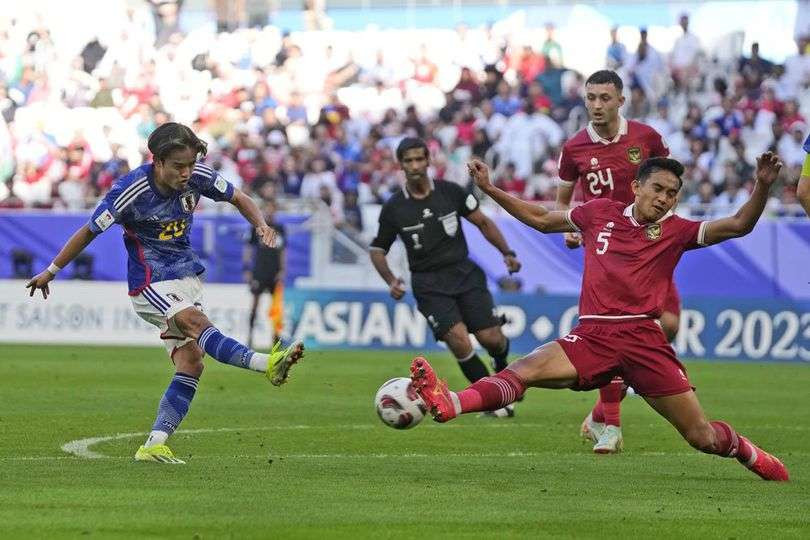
[374,377,427,429]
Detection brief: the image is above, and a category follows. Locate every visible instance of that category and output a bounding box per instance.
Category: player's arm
[230,189,275,247]
[25,224,98,299]
[369,248,405,300]
[467,160,574,234]
[702,152,782,245]
[465,209,521,274]
[798,155,810,217]
[369,206,406,300]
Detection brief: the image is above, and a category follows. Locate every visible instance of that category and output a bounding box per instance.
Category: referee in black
[370,137,521,413]
[244,198,286,349]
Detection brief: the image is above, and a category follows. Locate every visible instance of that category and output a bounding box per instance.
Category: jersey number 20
[158,219,188,240]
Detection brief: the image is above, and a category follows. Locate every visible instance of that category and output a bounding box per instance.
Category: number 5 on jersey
[596,230,611,254]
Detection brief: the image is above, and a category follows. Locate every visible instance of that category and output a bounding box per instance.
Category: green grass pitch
[1,345,808,539]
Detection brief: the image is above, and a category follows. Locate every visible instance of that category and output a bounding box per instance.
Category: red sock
[600,380,624,427]
[457,369,526,413]
[591,398,605,423]
[709,421,753,462]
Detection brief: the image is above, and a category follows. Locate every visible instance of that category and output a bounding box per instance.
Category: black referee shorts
[411,259,500,341]
[249,272,280,295]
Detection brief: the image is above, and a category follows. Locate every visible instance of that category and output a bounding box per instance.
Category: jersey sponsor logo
[645,223,662,241]
[214,175,228,193]
[94,209,115,231]
[167,293,184,303]
[180,191,197,213]
[422,208,433,219]
[465,194,477,210]
[627,146,642,164]
[439,212,458,236]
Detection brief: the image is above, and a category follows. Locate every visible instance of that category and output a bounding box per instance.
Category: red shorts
[556,319,693,398]
[663,279,681,316]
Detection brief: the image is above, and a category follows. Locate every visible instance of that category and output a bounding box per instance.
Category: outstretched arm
[467,160,574,234]
[555,180,582,248]
[798,155,810,217]
[25,224,97,299]
[231,189,275,247]
[702,152,782,245]
[465,209,521,273]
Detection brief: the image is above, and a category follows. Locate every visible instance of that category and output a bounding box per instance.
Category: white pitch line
[54,422,810,461]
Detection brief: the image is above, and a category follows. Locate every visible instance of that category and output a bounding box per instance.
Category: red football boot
[409,356,458,423]
[740,437,789,481]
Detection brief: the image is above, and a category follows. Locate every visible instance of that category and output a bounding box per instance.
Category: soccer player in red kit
[410,153,789,482]
[556,70,677,453]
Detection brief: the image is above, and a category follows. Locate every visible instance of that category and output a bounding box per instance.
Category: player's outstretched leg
[410,356,526,423]
[195,324,303,385]
[645,391,789,481]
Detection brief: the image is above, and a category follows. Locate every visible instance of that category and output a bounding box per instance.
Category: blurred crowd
[0,3,808,228]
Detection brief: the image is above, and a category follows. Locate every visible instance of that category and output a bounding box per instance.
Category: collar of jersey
[586,115,628,145]
[623,203,673,226]
[402,177,435,198]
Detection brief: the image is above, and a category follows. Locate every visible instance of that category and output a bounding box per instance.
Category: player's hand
[504,254,521,274]
[256,225,277,248]
[564,231,582,249]
[389,277,406,300]
[754,151,782,188]
[467,159,493,190]
[25,271,55,299]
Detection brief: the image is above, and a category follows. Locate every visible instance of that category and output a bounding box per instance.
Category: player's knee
[684,424,715,453]
[476,328,504,353]
[174,309,211,339]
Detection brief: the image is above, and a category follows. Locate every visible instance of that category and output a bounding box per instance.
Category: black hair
[395,137,429,162]
[637,157,685,189]
[147,122,208,162]
[585,70,624,92]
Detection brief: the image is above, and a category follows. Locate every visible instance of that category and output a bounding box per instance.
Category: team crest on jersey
[180,191,197,213]
[422,208,433,219]
[590,157,599,169]
[627,146,642,164]
[645,223,662,241]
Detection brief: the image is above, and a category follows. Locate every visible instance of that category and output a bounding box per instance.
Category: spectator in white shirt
[670,14,701,93]
[777,121,808,168]
[712,176,750,214]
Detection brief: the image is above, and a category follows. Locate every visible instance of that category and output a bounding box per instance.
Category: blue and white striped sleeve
[193,161,234,203]
[87,176,147,234]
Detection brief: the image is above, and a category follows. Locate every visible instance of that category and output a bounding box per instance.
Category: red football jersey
[566,199,707,319]
[558,117,669,204]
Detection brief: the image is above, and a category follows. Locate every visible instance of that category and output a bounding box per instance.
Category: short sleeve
[445,181,478,217]
[649,128,670,158]
[557,144,578,184]
[194,162,234,202]
[568,198,610,233]
[679,218,709,251]
[369,204,398,253]
[803,133,810,153]
[87,181,131,234]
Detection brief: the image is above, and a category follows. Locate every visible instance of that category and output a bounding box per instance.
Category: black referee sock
[490,338,510,372]
[457,353,490,383]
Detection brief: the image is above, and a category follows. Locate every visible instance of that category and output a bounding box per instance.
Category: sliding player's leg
[644,390,788,481]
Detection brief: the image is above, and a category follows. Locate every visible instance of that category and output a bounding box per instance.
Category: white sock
[450,391,462,415]
[248,353,268,372]
[144,430,169,448]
